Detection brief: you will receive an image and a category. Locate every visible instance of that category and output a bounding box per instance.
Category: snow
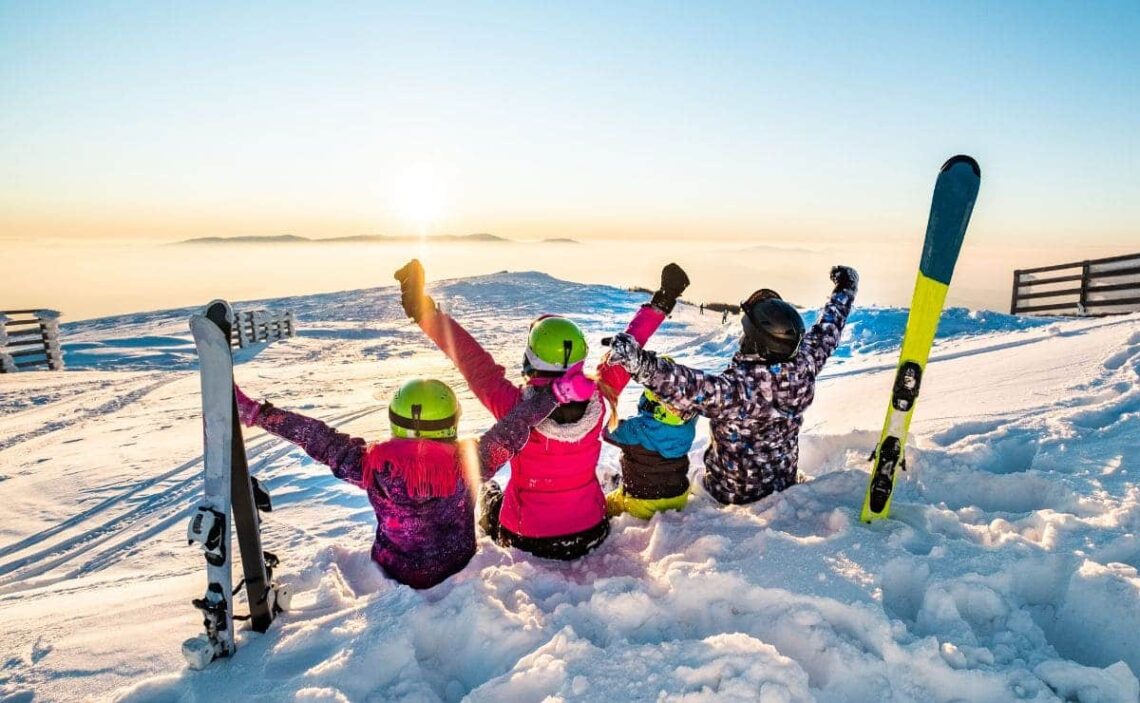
[1,271,1138,702]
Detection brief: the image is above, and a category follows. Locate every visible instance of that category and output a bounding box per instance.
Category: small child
[603,373,698,520]
[233,364,595,589]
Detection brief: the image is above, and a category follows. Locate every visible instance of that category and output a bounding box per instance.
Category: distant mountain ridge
[176,233,579,245]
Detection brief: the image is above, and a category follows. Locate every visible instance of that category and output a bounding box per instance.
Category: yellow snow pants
[606,487,690,520]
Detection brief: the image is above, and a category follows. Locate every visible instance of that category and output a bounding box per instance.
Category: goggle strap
[389,408,457,432]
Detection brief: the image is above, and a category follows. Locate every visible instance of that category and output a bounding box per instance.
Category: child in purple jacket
[233,364,596,589]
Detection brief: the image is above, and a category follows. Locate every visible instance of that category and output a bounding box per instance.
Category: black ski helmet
[740,289,805,362]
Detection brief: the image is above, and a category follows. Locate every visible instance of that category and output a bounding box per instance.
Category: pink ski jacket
[418,305,664,538]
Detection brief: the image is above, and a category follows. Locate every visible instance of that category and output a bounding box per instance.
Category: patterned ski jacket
[417,304,665,538]
[625,284,857,505]
[238,388,559,589]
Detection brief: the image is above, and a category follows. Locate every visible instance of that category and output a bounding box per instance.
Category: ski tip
[205,299,234,326]
[940,154,980,178]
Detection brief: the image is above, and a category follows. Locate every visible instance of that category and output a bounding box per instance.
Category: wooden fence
[1011,252,1140,316]
[231,308,295,348]
[1,310,64,372]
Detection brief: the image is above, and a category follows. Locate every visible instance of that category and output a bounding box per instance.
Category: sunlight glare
[389,163,449,236]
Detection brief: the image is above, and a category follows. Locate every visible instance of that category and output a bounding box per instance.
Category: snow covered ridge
[54,271,1055,372]
[1,272,1138,702]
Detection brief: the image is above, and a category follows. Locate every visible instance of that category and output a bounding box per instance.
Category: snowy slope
[1,272,1138,703]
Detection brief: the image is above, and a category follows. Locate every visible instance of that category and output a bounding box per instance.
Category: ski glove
[650,263,691,315]
[550,361,597,403]
[605,332,645,374]
[394,259,436,322]
[234,384,264,427]
[830,265,859,293]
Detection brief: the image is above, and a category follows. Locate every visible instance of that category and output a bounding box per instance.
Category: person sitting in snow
[232,369,597,589]
[605,266,858,505]
[395,259,689,560]
[603,363,699,520]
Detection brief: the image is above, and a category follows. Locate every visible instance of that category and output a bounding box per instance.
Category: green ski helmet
[388,378,461,440]
[522,315,588,377]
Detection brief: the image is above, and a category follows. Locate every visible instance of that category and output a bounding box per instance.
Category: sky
[1,2,1138,321]
[1,1,1137,248]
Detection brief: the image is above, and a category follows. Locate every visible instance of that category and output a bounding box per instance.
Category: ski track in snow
[1,272,1138,703]
[0,405,384,596]
[0,376,182,455]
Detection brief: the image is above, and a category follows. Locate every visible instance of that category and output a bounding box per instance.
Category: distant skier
[606,266,858,505]
[396,259,689,560]
[603,362,698,520]
[232,369,597,588]
[721,309,728,324]
[699,304,704,315]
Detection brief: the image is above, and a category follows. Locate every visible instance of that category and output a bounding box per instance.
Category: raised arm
[598,263,689,395]
[235,385,368,487]
[597,304,666,394]
[396,259,520,419]
[477,389,557,480]
[419,310,521,419]
[476,363,596,479]
[801,266,858,372]
[607,336,772,420]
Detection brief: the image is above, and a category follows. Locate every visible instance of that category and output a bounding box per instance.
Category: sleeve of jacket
[603,417,638,447]
[418,310,522,420]
[800,284,857,373]
[598,304,667,395]
[249,402,368,487]
[476,387,558,480]
[630,352,775,421]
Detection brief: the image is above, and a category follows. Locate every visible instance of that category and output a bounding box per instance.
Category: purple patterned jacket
[242,389,558,588]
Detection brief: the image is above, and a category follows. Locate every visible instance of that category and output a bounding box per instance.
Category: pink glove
[233,383,263,427]
[551,361,597,403]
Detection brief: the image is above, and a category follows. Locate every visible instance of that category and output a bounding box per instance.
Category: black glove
[830,265,858,293]
[394,259,435,322]
[650,263,691,315]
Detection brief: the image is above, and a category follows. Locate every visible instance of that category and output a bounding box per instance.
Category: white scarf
[533,392,604,443]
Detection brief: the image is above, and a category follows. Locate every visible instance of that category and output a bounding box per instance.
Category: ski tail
[860,155,980,523]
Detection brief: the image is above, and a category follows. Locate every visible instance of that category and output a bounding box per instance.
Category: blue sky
[1,1,1137,247]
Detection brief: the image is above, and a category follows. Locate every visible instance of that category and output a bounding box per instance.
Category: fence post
[36,310,63,370]
[1,313,13,372]
[1078,261,1091,315]
[1010,270,1021,314]
[237,311,250,348]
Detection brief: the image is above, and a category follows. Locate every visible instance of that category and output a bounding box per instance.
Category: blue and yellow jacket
[603,401,697,500]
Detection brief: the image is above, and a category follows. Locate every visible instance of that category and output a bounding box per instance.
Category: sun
[390,163,448,235]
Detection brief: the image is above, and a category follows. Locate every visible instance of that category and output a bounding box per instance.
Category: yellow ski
[861,155,981,522]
